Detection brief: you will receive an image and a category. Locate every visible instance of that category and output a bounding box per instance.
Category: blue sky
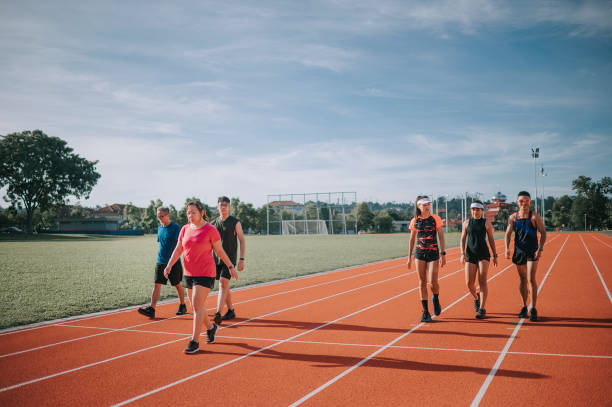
[1,0,611,208]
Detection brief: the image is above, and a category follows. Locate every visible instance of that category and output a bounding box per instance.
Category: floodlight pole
[531,147,539,214]
[445,195,448,234]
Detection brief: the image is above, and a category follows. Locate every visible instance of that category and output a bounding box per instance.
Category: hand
[534,249,542,261]
[504,249,510,259]
[237,259,245,272]
[460,254,465,265]
[163,266,171,278]
[439,254,446,268]
[406,257,413,270]
[229,265,238,281]
[493,256,498,267]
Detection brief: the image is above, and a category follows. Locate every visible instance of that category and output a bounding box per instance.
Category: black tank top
[211,215,239,263]
[466,218,489,257]
[514,211,538,254]
[414,216,439,254]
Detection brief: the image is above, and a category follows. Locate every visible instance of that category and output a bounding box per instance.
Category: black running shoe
[432,295,442,316]
[518,306,529,318]
[474,293,481,312]
[213,312,222,325]
[529,308,538,322]
[206,323,218,344]
[221,309,236,321]
[137,306,155,318]
[176,304,187,315]
[184,340,199,354]
[421,310,432,322]
[476,308,486,319]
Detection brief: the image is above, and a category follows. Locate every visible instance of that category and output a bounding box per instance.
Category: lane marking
[580,234,612,303]
[112,265,473,406]
[470,235,569,407]
[592,235,612,249]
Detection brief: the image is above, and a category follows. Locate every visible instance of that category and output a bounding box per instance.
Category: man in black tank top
[212,196,246,324]
[504,191,546,322]
[460,200,498,319]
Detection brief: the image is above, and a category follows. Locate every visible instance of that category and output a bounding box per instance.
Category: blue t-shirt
[157,222,181,264]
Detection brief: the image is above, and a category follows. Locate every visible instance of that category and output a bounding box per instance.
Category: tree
[142,199,163,233]
[493,208,511,231]
[551,195,573,229]
[0,130,101,234]
[373,210,394,233]
[355,202,374,232]
[571,176,611,230]
[122,202,143,230]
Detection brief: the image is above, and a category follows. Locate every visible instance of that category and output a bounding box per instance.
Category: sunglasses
[518,199,531,203]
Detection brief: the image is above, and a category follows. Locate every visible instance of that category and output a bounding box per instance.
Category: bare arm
[532,214,547,260]
[460,220,468,264]
[485,220,498,266]
[437,226,446,267]
[407,231,416,269]
[212,240,238,280]
[504,214,515,259]
[235,221,246,272]
[163,240,184,277]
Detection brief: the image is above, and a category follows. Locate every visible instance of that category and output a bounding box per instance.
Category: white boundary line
[288,260,516,407]
[592,235,612,249]
[580,234,612,303]
[113,265,470,407]
[470,235,570,407]
[0,266,426,393]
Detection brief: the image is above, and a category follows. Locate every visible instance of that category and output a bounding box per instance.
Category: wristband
[493,254,498,258]
[440,251,446,255]
[240,257,245,260]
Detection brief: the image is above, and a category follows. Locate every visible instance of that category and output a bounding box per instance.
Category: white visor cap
[417,198,432,206]
[470,203,485,210]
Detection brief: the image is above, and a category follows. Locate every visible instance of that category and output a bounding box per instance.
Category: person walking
[164,201,237,354]
[407,195,446,322]
[212,196,246,325]
[138,206,186,318]
[504,191,546,322]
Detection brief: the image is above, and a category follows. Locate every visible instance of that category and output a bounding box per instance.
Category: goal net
[281,220,329,235]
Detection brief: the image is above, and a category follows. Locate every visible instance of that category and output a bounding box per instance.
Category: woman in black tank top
[460,200,498,319]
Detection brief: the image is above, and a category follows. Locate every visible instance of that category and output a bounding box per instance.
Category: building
[485,192,515,225]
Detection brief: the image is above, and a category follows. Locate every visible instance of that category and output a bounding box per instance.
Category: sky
[1,0,611,208]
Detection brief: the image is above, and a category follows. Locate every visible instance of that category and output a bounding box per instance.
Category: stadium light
[531,147,539,214]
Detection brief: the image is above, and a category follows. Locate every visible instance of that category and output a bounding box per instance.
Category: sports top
[178,223,221,277]
[514,211,538,254]
[410,214,444,254]
[466,217,490,258]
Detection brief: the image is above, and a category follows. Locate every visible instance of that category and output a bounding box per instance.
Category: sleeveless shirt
[211,215,239,263]
[514,211,538,254]
[466,218,489,258]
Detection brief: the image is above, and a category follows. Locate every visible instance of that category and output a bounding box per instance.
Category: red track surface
[1,233,610,406]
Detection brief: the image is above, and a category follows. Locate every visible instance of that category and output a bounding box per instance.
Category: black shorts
[184,276,215,290]
[216,263,232,280]
[465,250,490,265]
[155,262,183,286]
[512,251,537,266]
[414,251,439,262]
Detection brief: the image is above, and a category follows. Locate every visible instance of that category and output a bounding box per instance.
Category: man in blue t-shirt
[138,206,186,318]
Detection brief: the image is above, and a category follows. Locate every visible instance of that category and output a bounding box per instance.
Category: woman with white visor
[460,200,498,319]
[407,195,446,322]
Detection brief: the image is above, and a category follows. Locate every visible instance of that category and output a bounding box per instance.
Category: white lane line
[592,235,612,249]
[0,262,407,357]
[580,235,612,303]
[289,261,515,407]
[0,267,422,393]
[470,235,569,407]
[112,265,471,406]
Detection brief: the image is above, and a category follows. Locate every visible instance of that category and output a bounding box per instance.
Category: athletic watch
[440,251,446,255]
[240,257,245,260]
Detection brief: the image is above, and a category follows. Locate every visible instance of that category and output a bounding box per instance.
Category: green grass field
[0,232,469,329]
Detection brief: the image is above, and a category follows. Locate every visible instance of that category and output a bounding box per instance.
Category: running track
[0,233,610,406]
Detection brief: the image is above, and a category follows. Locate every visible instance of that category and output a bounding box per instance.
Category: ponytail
[186,200,209,222]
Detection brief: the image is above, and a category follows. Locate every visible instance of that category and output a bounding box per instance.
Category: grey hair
[157,206,170,214]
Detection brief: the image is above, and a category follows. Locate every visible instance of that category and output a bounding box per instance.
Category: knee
[419,280,428,289]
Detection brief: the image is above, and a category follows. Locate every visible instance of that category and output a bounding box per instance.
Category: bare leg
[428,261,440,294]
[191,285,212,342]
[478,260,490,309]
[516,265,528,306]
[216,277,233,313]
[150,284,162,308]
[527,260,539,308]
[465,263,478,299]
[416,259,428,300]
[174,283,186,305]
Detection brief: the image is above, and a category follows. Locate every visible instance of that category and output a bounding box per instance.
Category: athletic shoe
[213,312,222,325]
[184,340,199,354]
[474,293,481,312]
[137,306,155,318]
[176,304,187,315]
[221,309,236,321]
[518,306,529,318]
[432,295,442,316]
[529,308,538,322]
[476,308,486,319]
[206,323,218,344]
[421,310,433,322]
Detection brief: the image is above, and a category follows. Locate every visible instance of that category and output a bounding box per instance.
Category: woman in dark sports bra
[460,200,498,319]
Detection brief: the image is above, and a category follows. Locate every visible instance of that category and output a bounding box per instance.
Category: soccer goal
[281,219,329,235]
